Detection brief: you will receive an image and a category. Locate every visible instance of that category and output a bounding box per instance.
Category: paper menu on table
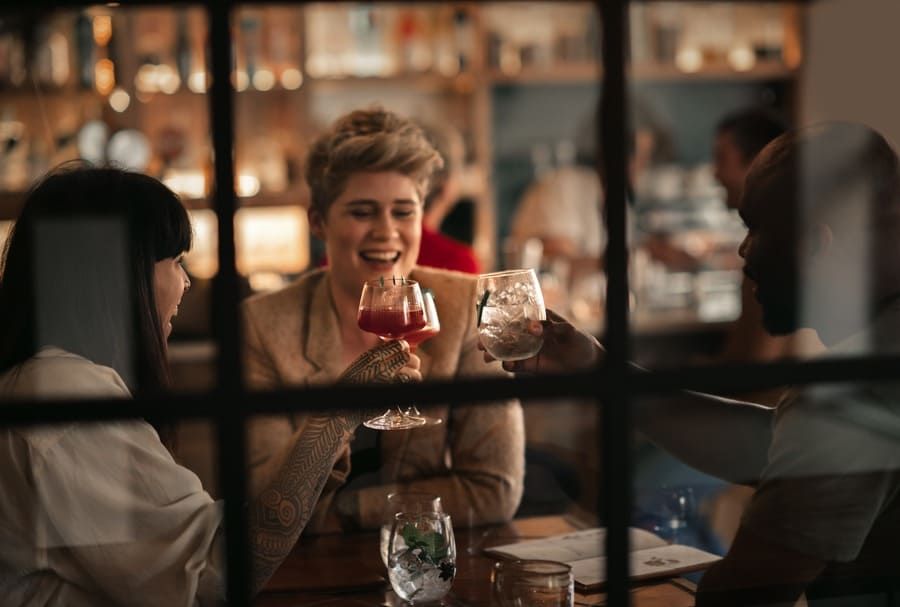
[484,527,721,591]
[484,527,667,562]
[570,543,722,589]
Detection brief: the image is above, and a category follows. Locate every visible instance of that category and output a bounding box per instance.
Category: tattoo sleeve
[338,340,409,385]
[247,340,409,593]
[248,414,354,593]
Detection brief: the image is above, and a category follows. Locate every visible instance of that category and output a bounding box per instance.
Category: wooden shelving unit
[0,2,805,270]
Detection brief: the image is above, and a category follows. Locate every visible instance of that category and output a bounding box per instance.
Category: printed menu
[484,527,721,591]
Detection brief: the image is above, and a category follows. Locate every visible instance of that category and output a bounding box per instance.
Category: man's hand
[339,340,422,384]
[479,309,604,374]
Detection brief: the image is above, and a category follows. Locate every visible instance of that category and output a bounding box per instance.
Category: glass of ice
[380,492,444,568]
[387,511,456,604]
[476,269,547,361]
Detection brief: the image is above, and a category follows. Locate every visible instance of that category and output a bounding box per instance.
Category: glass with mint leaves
[387,511,456,604]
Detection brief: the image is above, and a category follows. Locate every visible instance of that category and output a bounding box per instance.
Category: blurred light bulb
[188,71,207,93]
[233,70,249,91]
[94,58,116,95]
[728,45,756,72]
[108,87,130,112]
[280,68,303,90]
[135,63,159,92]
[675,47,703,73]
[252,69,275,91]
[157,64,180,94]
[237,174,260,197]
[93,15,112,47]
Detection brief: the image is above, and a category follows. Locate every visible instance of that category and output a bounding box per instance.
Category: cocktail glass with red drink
[400,289,442,425]
[358,278,429,430]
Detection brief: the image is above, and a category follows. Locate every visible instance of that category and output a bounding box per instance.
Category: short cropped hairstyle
[305,108,444,216]
[717,107,789,164]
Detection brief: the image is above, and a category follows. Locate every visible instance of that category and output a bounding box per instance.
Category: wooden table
[256,516,697,606]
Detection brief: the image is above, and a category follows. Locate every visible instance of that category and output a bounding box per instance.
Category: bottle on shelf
[75,11,95,89]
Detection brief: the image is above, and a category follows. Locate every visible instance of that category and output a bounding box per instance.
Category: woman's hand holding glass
[338,340,422,427]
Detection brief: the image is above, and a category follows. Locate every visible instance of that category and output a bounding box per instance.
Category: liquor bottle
[176,11,191,85]
[75,11,94,89]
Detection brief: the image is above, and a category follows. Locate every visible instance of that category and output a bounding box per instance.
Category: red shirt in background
[416,225,480,274]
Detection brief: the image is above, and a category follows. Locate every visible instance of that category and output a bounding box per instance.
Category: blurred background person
[416,121,480,274]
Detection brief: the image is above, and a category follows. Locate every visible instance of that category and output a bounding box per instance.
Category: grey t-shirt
[740,309,900,600]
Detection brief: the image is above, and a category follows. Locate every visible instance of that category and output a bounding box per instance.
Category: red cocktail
[357,278,430,431]
[404,326,440,349]
[358,307,426,340]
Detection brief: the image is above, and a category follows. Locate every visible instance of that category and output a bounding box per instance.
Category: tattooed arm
[247,340,419,594]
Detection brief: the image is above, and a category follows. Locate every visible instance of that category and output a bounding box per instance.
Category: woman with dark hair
[0,165,420,605]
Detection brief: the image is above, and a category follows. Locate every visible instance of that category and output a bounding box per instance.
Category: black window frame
[5,1,897,606]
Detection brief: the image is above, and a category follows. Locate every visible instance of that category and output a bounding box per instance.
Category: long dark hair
[0,165,192,394]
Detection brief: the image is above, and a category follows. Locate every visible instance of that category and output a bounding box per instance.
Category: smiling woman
[231,107,526,533]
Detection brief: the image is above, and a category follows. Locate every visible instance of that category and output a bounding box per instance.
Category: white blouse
[0,347,225,606]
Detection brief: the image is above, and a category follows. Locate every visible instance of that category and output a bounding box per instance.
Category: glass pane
[224,1,606,604]
[244,398,601,604]
[628,4,900,604]
[0,4,216,391]
[0,4,219,394]
[625,2,823,375]
[0,5,226,606]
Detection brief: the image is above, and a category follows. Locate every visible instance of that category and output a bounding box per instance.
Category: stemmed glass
[402,289,442,425]
[476,269,547,361]
[358,278,428,430]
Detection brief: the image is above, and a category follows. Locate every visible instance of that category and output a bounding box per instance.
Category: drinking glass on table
[380,492,444,568]
[387,511,456,604]
[402,289,442,425]
[492,559,574,607]
[358,278,428,430]
[476,269,547,361]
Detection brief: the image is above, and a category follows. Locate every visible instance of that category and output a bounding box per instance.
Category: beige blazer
[241,266,525,532]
